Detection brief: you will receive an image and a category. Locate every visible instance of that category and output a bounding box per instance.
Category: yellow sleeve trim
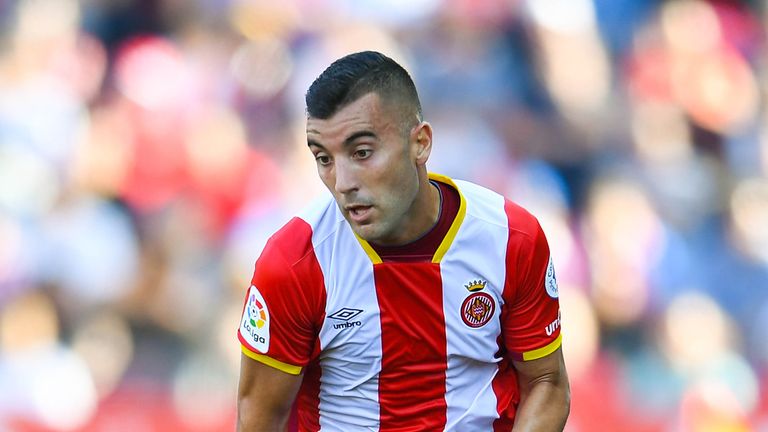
[522,334,562,361]
[241,345,303,375]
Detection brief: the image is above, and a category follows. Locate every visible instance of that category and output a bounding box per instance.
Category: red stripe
[492,199,526,430]
[279,220,325,431]
[491,357,519,431]
[374,263,447,430]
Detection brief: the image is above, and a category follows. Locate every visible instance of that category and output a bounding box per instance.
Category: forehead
[306,93,399,142]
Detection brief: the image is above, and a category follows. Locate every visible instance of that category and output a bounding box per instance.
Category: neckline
[354,173,467,265]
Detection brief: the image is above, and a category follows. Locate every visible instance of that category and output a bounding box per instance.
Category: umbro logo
[329,308,363,321]
[329,308,363,330]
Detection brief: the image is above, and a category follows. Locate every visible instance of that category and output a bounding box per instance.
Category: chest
[316,259,507,368]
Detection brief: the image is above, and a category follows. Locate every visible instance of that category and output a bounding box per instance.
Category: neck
[420,174,442,234]
[379,171,440,247]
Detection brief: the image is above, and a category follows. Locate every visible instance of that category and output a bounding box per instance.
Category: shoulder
[261,192,340,268]
[503,200,541,239]
[250,195,335,310]
[451,177,541,237]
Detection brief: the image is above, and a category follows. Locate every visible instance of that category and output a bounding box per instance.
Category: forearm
[512,378,570,432]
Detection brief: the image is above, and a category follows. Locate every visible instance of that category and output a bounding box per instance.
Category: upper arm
[502,207,562,361]
[512,347,568,393]
[510,348,571,431]
[501,208,570,428]
[236,219,327,429]
[238,353,303,431]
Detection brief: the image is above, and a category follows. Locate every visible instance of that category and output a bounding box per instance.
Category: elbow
[237,396,291,432]
[545,370,572,423]
[236,399,256,432]
[236,397,263,432]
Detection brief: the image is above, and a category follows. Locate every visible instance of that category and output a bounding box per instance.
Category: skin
[237,91,570,431]
[237,354,302,431]
[307,92,439,246]
[512,348,571,431]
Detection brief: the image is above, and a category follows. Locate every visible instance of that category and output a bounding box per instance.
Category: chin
[352,227,376,241]
[351,225,383,243]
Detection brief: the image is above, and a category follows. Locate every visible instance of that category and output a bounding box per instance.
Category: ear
[411,121,433,165]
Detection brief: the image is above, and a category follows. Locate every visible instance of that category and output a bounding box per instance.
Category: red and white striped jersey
[238,173,562,431]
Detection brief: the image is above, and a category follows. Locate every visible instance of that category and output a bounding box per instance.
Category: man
[237,51,570,431]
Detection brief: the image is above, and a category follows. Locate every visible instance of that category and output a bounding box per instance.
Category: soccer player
[237,51,570,431]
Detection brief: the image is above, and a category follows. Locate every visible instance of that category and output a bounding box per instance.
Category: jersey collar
[354,172,467,265]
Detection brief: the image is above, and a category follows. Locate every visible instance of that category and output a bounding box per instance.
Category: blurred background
[0,0,767,430]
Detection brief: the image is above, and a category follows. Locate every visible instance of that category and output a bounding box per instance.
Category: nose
[333,160,358,195]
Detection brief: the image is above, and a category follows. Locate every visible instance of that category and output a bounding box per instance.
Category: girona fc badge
[461,292,495,328]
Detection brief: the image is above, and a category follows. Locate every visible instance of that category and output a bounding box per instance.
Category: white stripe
[442,182,509,430]
[305,199,382,430]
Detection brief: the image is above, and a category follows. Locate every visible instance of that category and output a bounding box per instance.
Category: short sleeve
[238,218,326,374]
[501,203,562,361]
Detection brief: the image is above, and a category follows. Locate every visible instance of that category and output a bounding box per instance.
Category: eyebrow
[307,130,378,149]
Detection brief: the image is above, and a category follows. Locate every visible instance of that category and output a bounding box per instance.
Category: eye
[353,149,372,160]
[315,154,331,166]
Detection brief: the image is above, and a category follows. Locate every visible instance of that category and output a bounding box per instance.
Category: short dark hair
[305,51,422,123]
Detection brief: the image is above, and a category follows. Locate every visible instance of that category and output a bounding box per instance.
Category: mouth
[345,205,373,223]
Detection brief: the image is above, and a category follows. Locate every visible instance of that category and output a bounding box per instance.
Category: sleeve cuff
[519,334,562,361]
[241,345,303,375]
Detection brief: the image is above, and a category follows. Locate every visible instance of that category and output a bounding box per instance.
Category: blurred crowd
[1,0,767,430]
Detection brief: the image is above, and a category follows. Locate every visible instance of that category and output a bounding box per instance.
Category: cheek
[370,163,405,196]
[379,166,418,208]
[379,149,416,183]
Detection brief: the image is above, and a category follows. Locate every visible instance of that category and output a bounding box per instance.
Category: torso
[239,174,562,431]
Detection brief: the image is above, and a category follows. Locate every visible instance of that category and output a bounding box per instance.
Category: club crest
[461,292,495,328]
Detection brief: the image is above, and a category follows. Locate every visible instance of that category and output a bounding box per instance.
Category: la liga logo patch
[545,256,559,299]
[240,285,270,352]
[248,293,267,329]
[461,292,495,328]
